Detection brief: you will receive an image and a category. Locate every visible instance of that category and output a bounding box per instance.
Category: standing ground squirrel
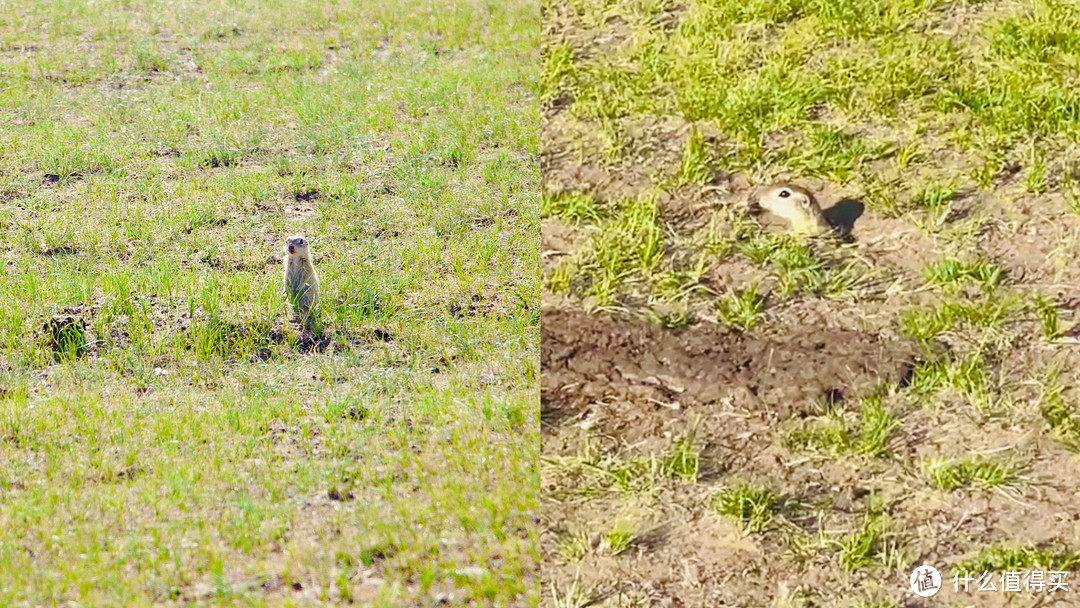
[283,235,319,319]
[755,183,832,236]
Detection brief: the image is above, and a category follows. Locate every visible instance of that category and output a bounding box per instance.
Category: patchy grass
[542,439,703,500]
[711,483,782,534]
[839,519,887,573]
[542,0,1080,604]
[924,455,1027,491]
[716,286,767,330]
[662,436,700,483]
[600,518,640,556]
[0,1,538,606]
[781,395,901,458]
[923,258,1006,290]
[955,544,1080,574]
[1039,372,1080,448]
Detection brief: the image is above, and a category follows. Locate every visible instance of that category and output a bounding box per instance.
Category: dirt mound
[541,308,918,438]
[34,296,388,360]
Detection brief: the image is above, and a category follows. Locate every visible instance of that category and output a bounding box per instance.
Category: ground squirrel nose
[745,190,764,214]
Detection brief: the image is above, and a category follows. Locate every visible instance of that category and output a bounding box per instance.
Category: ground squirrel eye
[778,189,791,198]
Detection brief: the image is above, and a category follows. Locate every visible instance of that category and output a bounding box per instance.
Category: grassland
[0,1,539,605]
[542,0,1080,605]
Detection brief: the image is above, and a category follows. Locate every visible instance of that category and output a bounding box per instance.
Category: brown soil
[542,307,918,440]
[37,295,385,360]
[540,5,1080,604]
[541,308,916,605]
[541,307,1080,606]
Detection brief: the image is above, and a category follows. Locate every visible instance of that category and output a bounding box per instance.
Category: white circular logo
[910,565,942,597]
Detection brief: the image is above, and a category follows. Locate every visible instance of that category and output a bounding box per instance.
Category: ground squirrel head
[284,235,311,258]
[755,183,831,235]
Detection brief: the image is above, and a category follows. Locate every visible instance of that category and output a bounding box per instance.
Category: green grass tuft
[543,192,601,223]
[840,520,884,572]
[712,483,781,533]
[781,396,899,458]
[716,286,767,330]
[924,456,1025,491]
[955,545,1080,574]
[923,259,1006,290]
[679,126,713,185]
[662,437,700,483]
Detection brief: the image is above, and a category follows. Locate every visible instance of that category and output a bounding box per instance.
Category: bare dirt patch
[541,307,1080,606]
[541,308,923,605]
[981,190,1080,286]
[541,307,917,442]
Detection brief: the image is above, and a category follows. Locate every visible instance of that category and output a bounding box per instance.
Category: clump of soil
[541,308,918,440]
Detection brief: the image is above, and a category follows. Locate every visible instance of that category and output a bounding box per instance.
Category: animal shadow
[823,198,865,239]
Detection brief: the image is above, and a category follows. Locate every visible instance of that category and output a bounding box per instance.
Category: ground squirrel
[754,183,832,236]
[283,235,319,319]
